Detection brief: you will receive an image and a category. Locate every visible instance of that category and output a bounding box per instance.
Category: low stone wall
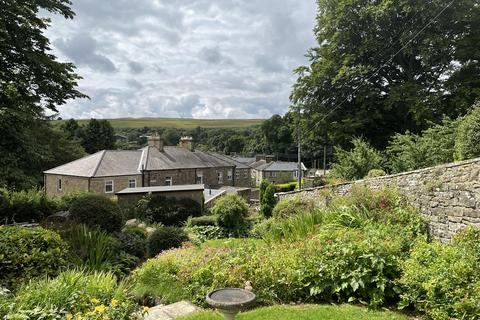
[277,158,480,242]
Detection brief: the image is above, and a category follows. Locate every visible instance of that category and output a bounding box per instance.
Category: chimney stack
[179,136,194,151]
[147,134,163,151]
[266,155,274,163]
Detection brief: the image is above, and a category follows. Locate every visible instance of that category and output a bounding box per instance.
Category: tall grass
[62,224,120,270]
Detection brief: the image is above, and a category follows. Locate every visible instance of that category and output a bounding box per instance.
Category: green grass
[178,304,411,320]
[54,117,264,129]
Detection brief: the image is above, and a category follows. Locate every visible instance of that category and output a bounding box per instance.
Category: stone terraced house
[44,136,251,197]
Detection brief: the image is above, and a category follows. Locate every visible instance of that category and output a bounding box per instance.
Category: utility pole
[323,132,327,177]
[297,128,302,190]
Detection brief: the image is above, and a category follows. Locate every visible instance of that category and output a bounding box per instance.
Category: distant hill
[54,117,264,129]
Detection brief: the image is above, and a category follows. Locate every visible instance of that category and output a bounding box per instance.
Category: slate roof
[250,160,307,172]
[44,146,234,178]
[263,161,307,172]
[209,153,251,169]
[44,150,144,177]
[142,146,233,171]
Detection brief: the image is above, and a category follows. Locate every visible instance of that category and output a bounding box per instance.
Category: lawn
[178,304,411,320]
[53,117,264,129]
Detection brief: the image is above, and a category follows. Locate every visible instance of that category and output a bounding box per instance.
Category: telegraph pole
[297,128,302,190]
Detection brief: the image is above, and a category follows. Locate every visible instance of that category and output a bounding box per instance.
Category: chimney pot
[179,136,194,151]
[147,134,164,151]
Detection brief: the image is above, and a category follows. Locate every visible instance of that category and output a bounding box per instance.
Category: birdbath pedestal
[206,288,256,320]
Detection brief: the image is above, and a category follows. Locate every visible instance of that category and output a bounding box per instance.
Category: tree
[291,0,479,148]
[260,184,276,218]
[387,118,456,173]
[82,119,115,153]
[331,137,383,181]
[0,0,87,116]
[62,119,82,138]
[224,135,246,154]
[261,114,294,154]
[454,105,480,161]
[0,0,86,188]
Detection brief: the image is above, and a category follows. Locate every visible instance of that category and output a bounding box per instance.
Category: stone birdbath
[206,288,256,320]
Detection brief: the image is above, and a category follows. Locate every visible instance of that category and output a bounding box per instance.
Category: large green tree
[82,119,115,153]
[0,0,86,188]
[291,0,479,148]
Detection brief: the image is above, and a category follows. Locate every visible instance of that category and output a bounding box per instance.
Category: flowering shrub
[6,270,145,320]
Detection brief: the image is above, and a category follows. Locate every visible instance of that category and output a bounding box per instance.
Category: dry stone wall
[277,158,480,242]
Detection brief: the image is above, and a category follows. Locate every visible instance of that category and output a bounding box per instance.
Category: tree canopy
[0,0,87,188]
[291,0,479,148]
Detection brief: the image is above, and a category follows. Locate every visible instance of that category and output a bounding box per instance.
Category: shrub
[0,188,58,224]
[387,118,456,173]
[454,105,480,161]
[331,137,383,180]
[272,197,314,219]
[69,194,123,233]
[0,226,69,289]
[185,225,227,245]
[274,181,298,193]
[117,226,147,259]
[187,215,218,227]
[260,184,276,218]
[8,269,141,319]
[134,187,426,308]
[136,195,201,226]
[366,169,386,178]
[399,227,480,320]
[211,194,249,235]
[146,226,188,258]
[134,224,417,308]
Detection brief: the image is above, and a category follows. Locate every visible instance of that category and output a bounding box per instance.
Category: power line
[296,0,455,189]
[300,0,455,137]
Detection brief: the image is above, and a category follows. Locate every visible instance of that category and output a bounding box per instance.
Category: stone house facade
[44,136,250,197]
[250,158,307,186]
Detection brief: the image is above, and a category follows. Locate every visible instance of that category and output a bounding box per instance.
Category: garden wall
[277,157,480,242]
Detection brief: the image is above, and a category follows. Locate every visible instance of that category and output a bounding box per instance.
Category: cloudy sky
[45,0,317,119]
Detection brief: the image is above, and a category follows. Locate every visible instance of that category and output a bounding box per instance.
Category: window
[57,178,62,191]
[165,176,172,186]
[129,179,136,188]
[227,169,233,181]
[270,172,277,178]
[217,172,223,184]
[235,170,239,180]
[243,169,248,179]
[105,180,114,193]
[196,172,203,184]
[293,170,299,179]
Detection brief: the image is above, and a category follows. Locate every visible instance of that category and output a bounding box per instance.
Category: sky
[45,0,317,119]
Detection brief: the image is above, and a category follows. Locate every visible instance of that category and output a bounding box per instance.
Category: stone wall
[45,174,89,196]
[277,157,480,242]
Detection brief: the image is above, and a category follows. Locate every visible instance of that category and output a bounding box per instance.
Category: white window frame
[218,171,223,184]
[244,169,248,179]
[165,176,172,186]
[128,179,136,188]
[235,170,239,180]
[57,178,62,191]
[293,170,299,179]
[105,180,114,193]
[227,169,233,181]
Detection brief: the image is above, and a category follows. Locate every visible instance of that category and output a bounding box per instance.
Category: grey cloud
[128,61,144,74]
[55,34,117,73]
[255,54,286,73]
[48,0,317,119]
[198,46,233,65]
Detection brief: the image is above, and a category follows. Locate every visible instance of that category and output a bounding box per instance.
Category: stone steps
[144,301,201,320]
